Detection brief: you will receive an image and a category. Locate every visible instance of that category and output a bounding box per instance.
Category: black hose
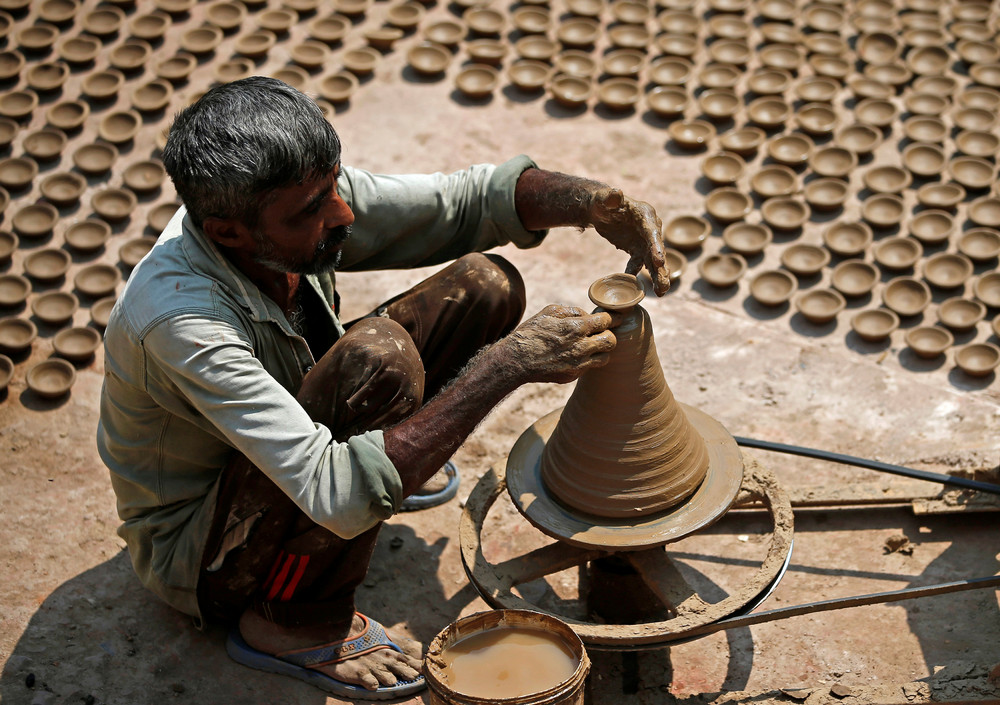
[734,436,1000,497]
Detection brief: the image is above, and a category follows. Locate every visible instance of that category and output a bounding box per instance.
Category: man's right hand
[499,305,620,384]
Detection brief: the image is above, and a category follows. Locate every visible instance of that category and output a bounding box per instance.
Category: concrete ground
[1,0,999,704]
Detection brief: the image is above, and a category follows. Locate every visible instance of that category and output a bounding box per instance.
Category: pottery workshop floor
[2,1,1000,704]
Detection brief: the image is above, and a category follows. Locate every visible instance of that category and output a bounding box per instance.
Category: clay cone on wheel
[539,274,709,518]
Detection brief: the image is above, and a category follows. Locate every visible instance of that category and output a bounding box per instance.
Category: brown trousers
[196,253,525,629]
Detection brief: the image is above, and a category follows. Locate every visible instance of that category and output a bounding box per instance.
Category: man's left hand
[589,188,670,296]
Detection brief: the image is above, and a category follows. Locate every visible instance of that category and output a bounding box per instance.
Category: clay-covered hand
[589,188,671,296]
[501,305,619,384]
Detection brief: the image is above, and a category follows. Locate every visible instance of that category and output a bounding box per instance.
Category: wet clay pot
[539,274,709,518]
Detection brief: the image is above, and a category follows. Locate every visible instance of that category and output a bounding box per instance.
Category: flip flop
[399,460,460,511]
[225,614,426,700]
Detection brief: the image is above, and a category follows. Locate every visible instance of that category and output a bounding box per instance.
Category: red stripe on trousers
[280,555,310,602]
[266,554,296,601]
[262,550,286,592]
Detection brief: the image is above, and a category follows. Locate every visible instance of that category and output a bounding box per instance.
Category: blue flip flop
[399,460,460,511]
[225,614,426,700]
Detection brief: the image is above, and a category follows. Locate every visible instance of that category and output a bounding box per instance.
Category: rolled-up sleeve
[338,154,546,270]
[142,314,402,539]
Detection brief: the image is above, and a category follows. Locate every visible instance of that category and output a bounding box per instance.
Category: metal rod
[735,436,1000,496]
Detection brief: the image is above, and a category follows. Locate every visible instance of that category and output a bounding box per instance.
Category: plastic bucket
[424,609,590,705]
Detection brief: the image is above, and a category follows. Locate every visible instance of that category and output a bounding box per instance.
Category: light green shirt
[97,156,544,619]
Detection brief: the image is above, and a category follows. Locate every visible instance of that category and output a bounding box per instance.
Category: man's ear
[202,216,255,250]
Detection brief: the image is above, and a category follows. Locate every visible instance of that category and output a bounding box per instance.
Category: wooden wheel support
[460,457,794,650]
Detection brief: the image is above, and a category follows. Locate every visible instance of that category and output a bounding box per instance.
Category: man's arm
[383,305,619,497]
[514,168,671,296]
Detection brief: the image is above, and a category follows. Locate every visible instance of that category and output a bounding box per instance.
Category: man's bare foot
[239,609,423,691]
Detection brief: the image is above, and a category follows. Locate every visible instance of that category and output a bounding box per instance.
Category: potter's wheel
[505,404,745,550]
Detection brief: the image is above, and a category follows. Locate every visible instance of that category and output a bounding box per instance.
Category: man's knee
[452,253,526,322]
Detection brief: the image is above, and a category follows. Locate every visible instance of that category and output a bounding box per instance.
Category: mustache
[324,224,352,249]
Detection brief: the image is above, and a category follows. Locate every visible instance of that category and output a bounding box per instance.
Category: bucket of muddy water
[424,609,590,705]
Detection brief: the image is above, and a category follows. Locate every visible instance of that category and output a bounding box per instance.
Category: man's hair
[161,76,342,228]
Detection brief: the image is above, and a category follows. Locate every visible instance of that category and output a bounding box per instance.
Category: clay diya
[757,0,795,22]
[119,236,157,269]
[804,178,849,211]
[762,197,811,232]
[464,6,503,35]
[82,5,126,35]
[809,146,857,179]
[862,165,911,194]
[53,326,101,362]
[0,353,10,391]
[955,130,1000,159]
[333,0,371,17]
[316,71,358,103]
[873,237,922,271]
[24,248,70,283]
[848,77,893,101]
[863,63,911,88]
[698,253,747,287]
[751,164,797,199]
[750,269,797,306]
[0,273,29,307]
[823,222,872,257]
[0,156,37,190]
[271,66,309,92]
[953,107,997,132]
[554,51,595,78]
[0,315,35,354]
[455,65,499,100]
[92,188,137,223]
[64,219,111,253]
[912,75,957,95]
[549,75,591,108]
[757,44,803,73]
[26,358,75,398]
[796,76,839,104]
[597,78,640,112]
[364,27,405,52]
[663,214,710,250]
[258,7,298,33]
[719,126,765,157]
[12,202,57,238]
[766,133,813,167]
[901,142,946,179]
[98,110,141,145]
[701,151,745,185]
[155,53,197,83]
[148,202,180,233]
[39,0,79,24]
[75,263,122,298]
[40,172,85,207]
[205,0,246,31]
[906,45,951,75]
[668,119,714,149]
[655,33,697,58]
[421,20,464,50]
[760,22,802,44]
[957,229,1000,264]
[45,100,89,132]
[923,252,972,289]
[506,60,550,92]
[123,160,167,194]
[22,128,65,163]
[72,142,117,175]
[938,297,986,332]
[854,98,897,129]
[747,67,793,96]
[512,6,548,33]
[902,91,946,118]
[747,96,791,129]
[968,196,1000,229]
[154,0,196,14]
[217,56,257,83]
[857,31,902,63]
[708,39,750,66]
[0,90,38,121]
[862,194,906,229]
[82,69,124,102]
[129,11,171,41]
[804,4,844,32]
[882,276,931,316]
[607,23,650,50]
[834,123,882,156]
[466,39,507,66]
[648,57,692,86]
[287,40,329,70]
[661,9,699,32]
[0,230,16,265]
[949,156,996,190]
[612,0,650,23]
[804,32,849,56]
[514,36,558,62]
[955,343,1000,376]
[110,39,153,73]
[902,115,947,144]
[852,308,900,342]
[26,61,68,93]
[970,63,1000,88]
[705,188,752,224]
[958,86,1000,110]
[796,289,845,323]
[231,30,275,59]
[707,14,748,39]
[15,24,58,52]
[662,248,685,283]
[905,326,952,357]
[910,208,956,244]
[808,54,850,81]
[646,86,687,117]
[832,260,879,297]
[90,295,115,329]
[722,222,772,256]
[342,47,381,76]
[565,0,602,17]
[603,49,644,78]
[31,290,77,325]
[796,103,839,137]
[781,243,830,276]
[0,116,16,149]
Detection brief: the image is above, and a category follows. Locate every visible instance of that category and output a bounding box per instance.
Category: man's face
[250,167,355,275]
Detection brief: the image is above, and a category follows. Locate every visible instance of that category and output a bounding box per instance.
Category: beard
[252,224,352,275]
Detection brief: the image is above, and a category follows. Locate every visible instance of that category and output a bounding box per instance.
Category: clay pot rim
[74,262,123,297]
[0,155,38,188]
[902,141,946,176]
[82,68,125,100]
[455,64,500,99]
[955,130,1000,159]
[955,343,1000,376]
[588,272,645,310]
[809,145,857,177]
[751,164,797,197]
[704,188,753,223]
[92,187,138,223]
[97,109,142,144]
[318,71,360,102]
[26,358,76,398]
[64,218,112,252]
[834,122,883,154]
[938,297,986,331]
[722,221,772,255]
[23,247,71,281]
[0,272,30,306]
[873,237,922,269]
[949,155,996,189]
[667,119,715,148]
[22,127,67,161]
[122,160,167,193]
[129,11,172,40]
[863,165,912,194]
[12,202,58,237]
[0,89,39,119]
[131,78,174,113]
[958,228,1000,262]
[796,76,839,103]
[905,325,953,357]
[832,259,879,293]
[902,115,947,143]
[46,99,90,131]
[923,252,973,288]
[750,269,797,306]
[908,208,954,244]
[110,39,154,70]
[882,277,932,315]
[823,221,873,256]
[664,214,710,249]
[747,67,794,95]
[408,42,451,74]
[30,289,79,324]
[697,252,747,287]
[804,177,849,209]
[746,95,791,127]
[780,242,831,275]
[39,171,86,205]
[53,326,102,361]
[796,288,846,322]
[761,196,810,231]
[719,125,766,155]
[701,151,745,184]
[851,308,900,340]
[72,141,118,174]
[206,0,248,29]
[766,133,814,165]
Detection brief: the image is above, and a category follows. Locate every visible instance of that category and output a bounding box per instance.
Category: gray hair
[161,76,342,228]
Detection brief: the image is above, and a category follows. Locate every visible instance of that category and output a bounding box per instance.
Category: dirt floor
[1,0,1000,704]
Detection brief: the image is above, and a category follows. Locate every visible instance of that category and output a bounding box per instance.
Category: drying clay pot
[705,188,752,224]
[938,297,986,332]
[82,69,125,101]
[707,14,748,38]
[857,31,901,63]
[862,193,906,228]
[64,219,111,252]
[664,214,710,250]
[903,116,947,144]
[148,202,180,233]
[39,0,80,24]
[750,269,796,306]
[662,248,685,283]
[722,222,772,256]
[290,40,330,69]
[0,353,11,391]
[53,326,101,361]
[512,5,548,33]
[834,123,882,155]
[912,74,957,95]
[854,98,897,128]
[123,160,166,194]
[607,24,649,49]
[975,272,1000,309]
[507,60,550,92]
[308,15,349,44]
[90,295,115,329]
[258,7,298,33]
[129,12,171,41]
[809,54,850,80]
[874,237,922,271]
[26,61,68,92]
[804,177,849,211]
[916,182,965,210]
[959,228,1000,262]
[455,65,499,100]
[180,25,223,55]
[0,117,17,149]
[12,202,58,238]
[648,57,693,86]
[904,91,947,117]
[154,0,196,15]
[758,44,804,72]
[364,27,405,52]
[550,75,591,108]
[906,45,951,75]
[0,230,16,265]
[809,146,856,179]
[952,107,997,132]
[75,263,122,298]
[767,133,813,167]
[851,309,899,342]
[955,130,1000,160]
[823,222,872,257]
[796,103,838,136]
[40,172,85,206]
[555,50,596,78]
[23,128,66,162]
[848,77,893,101]
[708,39,750,66]
[646,86,687,117]
[98,110,142,144]
[31,290,77,325]
[0,272,29,307]
[882,276,931,316]
[697,252,747,287]
[747,67,793,95]
[464,6,504,35]
[832,260,879,297]
[155,53,198,83]
[46,100,89,131]
[949,156,996,190]
[955,343,1000,377]
[761,197,810,231]
[110,39,153,72]
[698,88,739,121]
[93,188,137,223]
[655,33,697,58]
[612,0,651,23]
[466,39,507,66]
[908,209,954,245]
[923,252,972,289]
[16,24,59,51]
[902,142,946,178]
[796,76,839,104]
[0,156,37,190]
[318,71,359,103]
[603,49,645,78]
[747,96,791,129]
[668,119,714,149]
[658,7,697,29]
[701,151,745,185]
[83,5,125,36]
[968,196,1000,228]
[758,0,795,22]
[905,325,952,358]
[597,78,640,111]
[719,126,765,156]
[0,316,36,353]
[781,243,830,276]
[566,0,602,17]
[804,5,844,32]
[863,165,912,194]
[131,79,173,114]
[73,142,118,175]
[515,36,559,62]
[271,66,309,92]
[205,0,245,30]
[0,89,38,120]
[796,289,845,323]
[235,30,277,58]
[959,86,1000,110]
[119,236,157,269]
[24,247,70,283]
[26,358,76,398]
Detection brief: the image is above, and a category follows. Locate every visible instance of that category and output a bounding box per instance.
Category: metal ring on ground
[399,459,459,511]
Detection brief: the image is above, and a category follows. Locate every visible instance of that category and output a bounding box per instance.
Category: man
[97,76,669,698]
